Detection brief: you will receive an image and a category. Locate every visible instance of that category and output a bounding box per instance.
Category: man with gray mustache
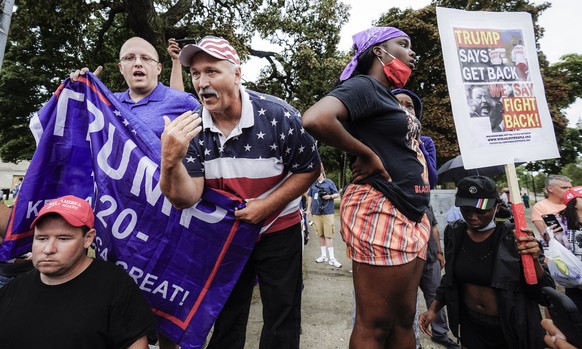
[159,36,321,349]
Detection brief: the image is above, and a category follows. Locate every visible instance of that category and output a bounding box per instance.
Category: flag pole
[505,162,537,284]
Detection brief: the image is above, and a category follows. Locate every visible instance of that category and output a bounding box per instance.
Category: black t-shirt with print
[329,75,430,221]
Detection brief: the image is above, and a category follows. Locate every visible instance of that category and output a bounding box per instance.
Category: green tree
[526,52,582,174]
[529,127,582,174]
[561,161,582,187]
[0,0,349,166]
[0,0,101,162]
[244,0,350,178]
[553,53,582,102]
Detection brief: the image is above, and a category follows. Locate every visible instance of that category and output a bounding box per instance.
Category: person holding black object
[532,175,572,238]
[167,38,186,92]
[307,165,341,268]
[419,176,555,349]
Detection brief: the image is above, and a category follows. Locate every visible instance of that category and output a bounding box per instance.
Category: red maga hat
[30,195,94,229]
[562,186,582,205]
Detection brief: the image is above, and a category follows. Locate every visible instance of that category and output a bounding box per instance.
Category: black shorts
[460,307,508,349]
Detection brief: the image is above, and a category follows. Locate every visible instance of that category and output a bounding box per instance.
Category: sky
[243,0,582,127]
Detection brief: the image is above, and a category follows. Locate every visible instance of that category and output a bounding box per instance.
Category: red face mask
[377,47,412,88]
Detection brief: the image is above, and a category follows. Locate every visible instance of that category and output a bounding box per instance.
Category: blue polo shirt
[114,82,200,138]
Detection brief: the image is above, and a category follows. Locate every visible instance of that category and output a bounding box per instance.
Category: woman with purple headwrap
[303,27,429,348]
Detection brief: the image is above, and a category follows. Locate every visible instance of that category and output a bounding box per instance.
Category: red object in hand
[512,202,537,285]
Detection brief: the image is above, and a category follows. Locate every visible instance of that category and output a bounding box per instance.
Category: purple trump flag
[0,74,261,348]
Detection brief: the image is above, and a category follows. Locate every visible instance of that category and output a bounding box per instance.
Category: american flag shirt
[183,86,321,234]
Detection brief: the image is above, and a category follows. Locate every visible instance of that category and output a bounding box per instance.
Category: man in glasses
[71,37,200,138]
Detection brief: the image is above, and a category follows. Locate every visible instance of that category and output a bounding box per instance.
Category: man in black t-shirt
[0,195,154,349]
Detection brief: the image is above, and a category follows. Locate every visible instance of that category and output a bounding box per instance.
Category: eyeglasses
[120,55,159,64]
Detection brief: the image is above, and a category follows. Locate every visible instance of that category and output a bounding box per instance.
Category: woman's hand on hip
[351,152,390,183]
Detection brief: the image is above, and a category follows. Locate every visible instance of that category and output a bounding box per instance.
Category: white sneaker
[315,256,329,263]
[328,258,342,268]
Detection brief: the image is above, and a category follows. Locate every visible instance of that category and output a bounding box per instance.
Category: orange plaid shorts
[340,184,430,266]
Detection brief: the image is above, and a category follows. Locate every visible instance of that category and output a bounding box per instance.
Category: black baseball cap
[455,176,499,210]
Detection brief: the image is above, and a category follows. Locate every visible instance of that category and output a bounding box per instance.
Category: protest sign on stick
[506,162,538,284]
[437,7,560,284]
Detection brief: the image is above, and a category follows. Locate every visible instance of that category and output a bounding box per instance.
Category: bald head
[117,37,162,102]
[119,37,159,61]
